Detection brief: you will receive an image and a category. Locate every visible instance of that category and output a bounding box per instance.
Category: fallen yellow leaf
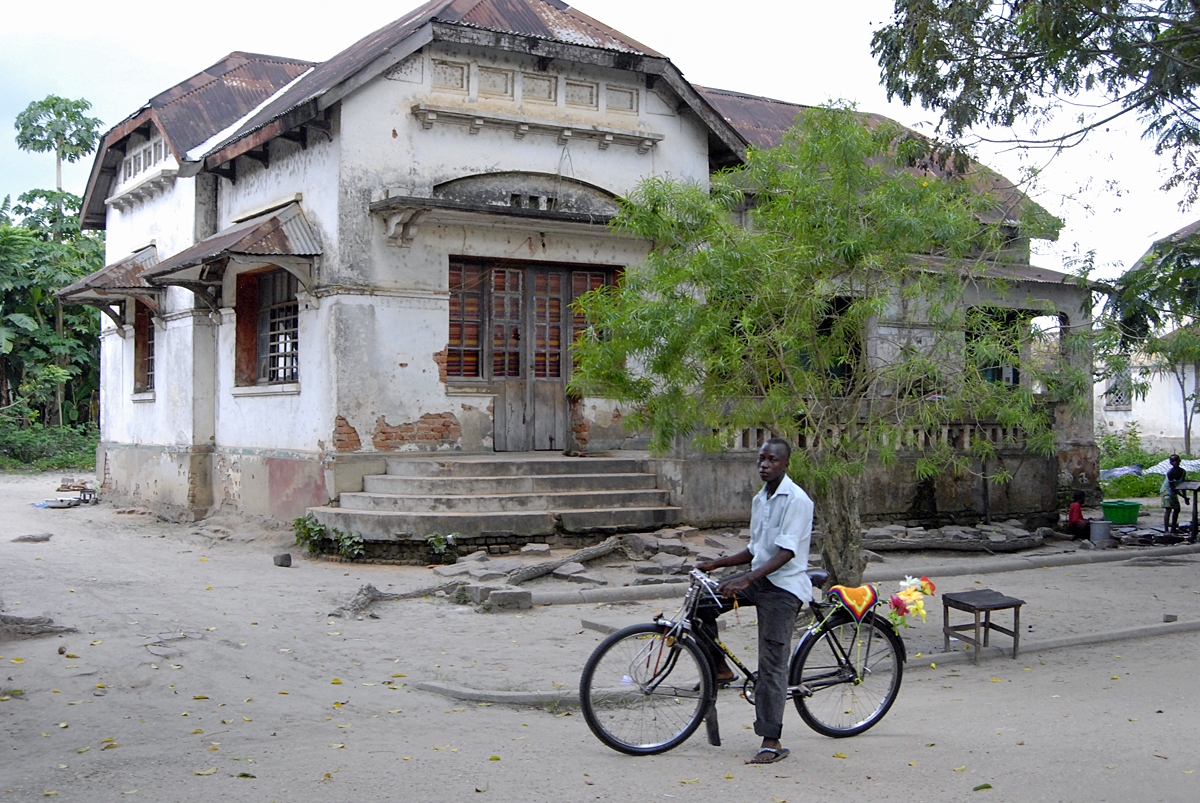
[102,744,119,750]
[388,710,402,714]
[191,729,203,734]
[243,717,252,722]
[65,654,79,659]
[101,737,114,743]
[11,658,24,664]
[403,756,412,760]
[678,777,699,784]
[953,765,967,772]
[725,774,733,779]
[331,679,343,685]
[193,695,208,700]
[990,678,1002,683]
[77,747,89,753]
[392,674,406,678]
[193,767,216,776]
[330,743,346,749]
[832,752,847,759]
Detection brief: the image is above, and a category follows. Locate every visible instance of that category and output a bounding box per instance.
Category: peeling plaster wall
[214,129,340,269]
[103,174,198,263]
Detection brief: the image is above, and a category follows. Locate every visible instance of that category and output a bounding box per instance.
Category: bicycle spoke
[581,624,711,754]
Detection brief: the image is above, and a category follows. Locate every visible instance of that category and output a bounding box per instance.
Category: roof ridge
[697,85,810,109]
[151,52,313,111]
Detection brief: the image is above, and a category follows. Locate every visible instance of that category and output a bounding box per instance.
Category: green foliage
[0,422,98,471]
[569,105,1086,585]
[14,96,102,170]
[872,1,1200,205]
[330,529,365,560]
[291,514,365,559]
[452,585,472,605]
[292,514,327,554]
[1101,473,1164,499]
[1096,423,1160,470]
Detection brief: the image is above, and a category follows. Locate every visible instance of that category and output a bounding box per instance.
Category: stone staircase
[308,453,681,541]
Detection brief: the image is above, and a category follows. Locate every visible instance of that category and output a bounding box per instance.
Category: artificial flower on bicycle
[885,575,936,629]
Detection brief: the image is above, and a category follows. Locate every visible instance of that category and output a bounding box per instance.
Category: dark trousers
[696,575,802,740]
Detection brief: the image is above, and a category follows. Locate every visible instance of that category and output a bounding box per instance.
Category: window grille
[257,270,299,383]
[1105,366,1133,410]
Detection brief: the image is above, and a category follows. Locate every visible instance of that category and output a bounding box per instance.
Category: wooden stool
[942,589,1025,665]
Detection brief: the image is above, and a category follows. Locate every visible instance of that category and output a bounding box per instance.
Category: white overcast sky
[1,0,1194,280]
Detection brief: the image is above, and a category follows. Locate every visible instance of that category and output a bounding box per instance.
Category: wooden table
[942,589,1025,665]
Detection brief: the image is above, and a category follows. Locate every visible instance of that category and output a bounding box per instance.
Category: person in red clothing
[1066,489,1090,539]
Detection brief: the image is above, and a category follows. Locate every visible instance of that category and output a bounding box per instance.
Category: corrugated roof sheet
[144,203,321,282]
[201,0,662,163]
[57,245,160,300]
[695,85,1053,236]
[81,52,314,230]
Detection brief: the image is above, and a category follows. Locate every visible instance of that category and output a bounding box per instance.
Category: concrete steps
[308,453,680,540]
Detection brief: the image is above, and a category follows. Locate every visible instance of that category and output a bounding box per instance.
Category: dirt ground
[3,473,1200,802]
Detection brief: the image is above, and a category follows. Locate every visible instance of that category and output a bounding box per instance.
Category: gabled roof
[196,0,745,171]
[80,52,315,230]
[695,85,1058,239]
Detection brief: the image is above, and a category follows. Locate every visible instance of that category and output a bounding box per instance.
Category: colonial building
[65,0,1096,540]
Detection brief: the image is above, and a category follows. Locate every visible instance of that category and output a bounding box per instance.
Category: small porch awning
[56,245,162,326]
[143,202,321,306]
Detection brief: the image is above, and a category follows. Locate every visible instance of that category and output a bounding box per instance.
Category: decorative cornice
[411,104,662,153]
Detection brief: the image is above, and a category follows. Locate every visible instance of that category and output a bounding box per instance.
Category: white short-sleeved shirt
[749,473,814,602]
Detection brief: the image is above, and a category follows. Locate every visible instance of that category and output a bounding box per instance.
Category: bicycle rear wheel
[789,611,903,737]
[580,623,713,755]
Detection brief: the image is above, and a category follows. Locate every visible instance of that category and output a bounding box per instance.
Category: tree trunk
[817,472,864,587]
[53,298,64,427]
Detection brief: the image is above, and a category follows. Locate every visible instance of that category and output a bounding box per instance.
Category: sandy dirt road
[2,473,1199,802]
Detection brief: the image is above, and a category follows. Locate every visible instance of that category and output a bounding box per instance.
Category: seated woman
[1065,490,1090,539]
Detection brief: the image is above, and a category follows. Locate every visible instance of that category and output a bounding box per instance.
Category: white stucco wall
[1096,364,1196,453]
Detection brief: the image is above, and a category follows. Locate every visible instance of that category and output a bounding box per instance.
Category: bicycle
[579,567,907,755]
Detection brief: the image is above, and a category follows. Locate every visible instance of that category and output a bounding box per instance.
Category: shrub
[1100,473,1163,499]
[0,423,98,471]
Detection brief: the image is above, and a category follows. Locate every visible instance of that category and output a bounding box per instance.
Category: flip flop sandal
[746,747,789,765]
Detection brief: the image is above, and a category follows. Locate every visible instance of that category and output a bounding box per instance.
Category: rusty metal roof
[57,245,160,302]
[144,202,321,284]
[80,53,314,231]
[200,0,666,167]
[696,85,1055,238]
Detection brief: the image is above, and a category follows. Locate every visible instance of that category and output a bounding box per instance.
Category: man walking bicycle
[695,437,814,765]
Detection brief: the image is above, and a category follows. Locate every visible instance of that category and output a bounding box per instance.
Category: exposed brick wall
[333,416,362,452]
[373,412,463,450]
[432,348,448,383]
[571,398,591,451]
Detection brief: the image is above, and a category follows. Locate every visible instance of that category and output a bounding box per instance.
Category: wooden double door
[447,259,613,451]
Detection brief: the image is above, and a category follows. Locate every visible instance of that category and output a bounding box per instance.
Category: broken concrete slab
[655,538,687,556]
[520,543,551,555]
[567,572,608,585]
[486,557,525,573]
[649,552,687,572]
[456,550,490,564]
[488,589,533,610]
[634,561,665,575]
[468,566,507,581]
[551,562,587,579]
[629,533,660,554]
[465,585,503,604]
[433,563,473,577]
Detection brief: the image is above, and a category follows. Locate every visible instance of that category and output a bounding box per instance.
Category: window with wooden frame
[234,268,299,386]
[446,259,616,383]
[132,301,155,393]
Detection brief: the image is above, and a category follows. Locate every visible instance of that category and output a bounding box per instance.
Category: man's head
[1171,454,1182,466]
[758,438,792,487]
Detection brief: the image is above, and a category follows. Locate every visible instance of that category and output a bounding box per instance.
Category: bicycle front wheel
[580,623,713,755]
[790,611,903,737]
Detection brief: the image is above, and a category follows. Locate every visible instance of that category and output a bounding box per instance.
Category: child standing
[1162,455,1190,534]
